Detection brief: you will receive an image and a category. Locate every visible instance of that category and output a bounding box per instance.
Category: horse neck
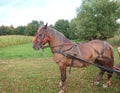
[48,28,73,49]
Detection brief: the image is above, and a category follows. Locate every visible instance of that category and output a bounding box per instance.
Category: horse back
[88,40,113,57]
[88,40,114,67]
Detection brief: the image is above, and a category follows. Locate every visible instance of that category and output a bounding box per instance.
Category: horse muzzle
[33,44,42,50]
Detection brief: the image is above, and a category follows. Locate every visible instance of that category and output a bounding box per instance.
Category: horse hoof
[59,90,65,93]
[94,81,100,85]
[58,81,62,88]
[102,84,108,88]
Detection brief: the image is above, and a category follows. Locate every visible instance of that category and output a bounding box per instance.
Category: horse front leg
[59,64,67,93]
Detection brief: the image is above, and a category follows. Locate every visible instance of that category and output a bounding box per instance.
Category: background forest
[0,0,120,41]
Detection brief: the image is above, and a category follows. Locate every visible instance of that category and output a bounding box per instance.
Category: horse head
[33,23,50,50]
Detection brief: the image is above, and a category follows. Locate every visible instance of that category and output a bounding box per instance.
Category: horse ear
[44,23,48,29]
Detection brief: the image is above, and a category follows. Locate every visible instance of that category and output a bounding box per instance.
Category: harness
[53,44,79,73]
[52,41,113,74]
[90,41,113,61]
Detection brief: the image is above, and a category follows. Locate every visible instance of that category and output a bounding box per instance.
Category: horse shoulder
[53,53,67,64]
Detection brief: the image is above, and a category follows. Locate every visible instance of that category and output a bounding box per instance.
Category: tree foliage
[0,20,44,36]
[14,26,25,35]
[24,20,40,36]
[0,25,14,35]
[54,19,69,38]
[67,18,78,39]
[76,0,120,40]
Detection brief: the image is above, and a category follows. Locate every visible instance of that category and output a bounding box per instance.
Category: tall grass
[0,35,33,48]
[107,35,120,46]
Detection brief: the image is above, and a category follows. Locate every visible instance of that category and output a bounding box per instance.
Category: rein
[42,43,75,50]
[63,52,120,74]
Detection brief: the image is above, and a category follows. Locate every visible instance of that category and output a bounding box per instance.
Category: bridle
[41,31,50,46]
[33,28,50,48]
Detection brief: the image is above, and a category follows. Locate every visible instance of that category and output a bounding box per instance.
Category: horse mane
[48,27,72,43]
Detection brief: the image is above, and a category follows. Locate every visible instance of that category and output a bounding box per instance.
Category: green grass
[0,35,52,60]
[0,59,59,93]
[0,59,119,93]
[0,35,120,93]
[0,43,52,60]
[0,44,119,93]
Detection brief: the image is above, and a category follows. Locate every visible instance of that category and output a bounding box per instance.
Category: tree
[54,19,70,38]
[39,21,44,26]
[24,20,40,36]
[76,0,120,40]
[67,18,78,39]
[14,26,25,35]
[0,25,14,35]
[0,26,7,35]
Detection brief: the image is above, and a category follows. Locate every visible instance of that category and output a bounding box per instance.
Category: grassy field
[0,35,33,48]
[0,59,120,93]
[0,35,120,93]
[0,43,52,60]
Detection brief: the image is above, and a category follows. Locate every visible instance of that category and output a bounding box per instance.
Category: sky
[0,0,81,27]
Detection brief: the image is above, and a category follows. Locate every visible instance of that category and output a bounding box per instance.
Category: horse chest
[53,53,67,63]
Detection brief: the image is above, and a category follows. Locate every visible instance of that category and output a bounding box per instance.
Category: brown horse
[33,24,114,93]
